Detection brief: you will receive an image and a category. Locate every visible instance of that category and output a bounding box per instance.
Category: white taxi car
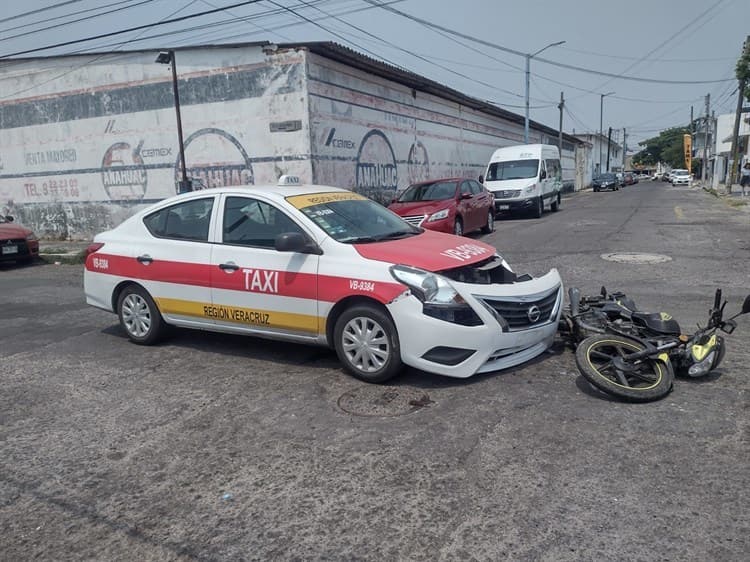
[84,177,563,383]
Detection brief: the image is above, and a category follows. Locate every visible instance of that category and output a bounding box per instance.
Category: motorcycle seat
[631,312,681,335]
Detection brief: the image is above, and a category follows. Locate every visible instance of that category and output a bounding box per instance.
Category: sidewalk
[38,239,91,263]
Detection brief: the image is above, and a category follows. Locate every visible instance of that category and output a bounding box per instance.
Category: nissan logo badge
[527,305,541,323]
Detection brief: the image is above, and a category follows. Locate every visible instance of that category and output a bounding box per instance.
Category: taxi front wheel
[334,304,403,383]
[117,285,166,345]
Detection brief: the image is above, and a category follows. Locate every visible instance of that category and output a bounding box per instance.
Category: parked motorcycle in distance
[560,287,750,402]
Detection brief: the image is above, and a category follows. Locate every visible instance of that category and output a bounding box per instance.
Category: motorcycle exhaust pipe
[569,287,581,317]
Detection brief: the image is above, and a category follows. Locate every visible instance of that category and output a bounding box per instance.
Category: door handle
[136,254,153,264]
[219,262,239,272]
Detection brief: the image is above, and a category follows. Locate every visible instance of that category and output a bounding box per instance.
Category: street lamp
[524,40,565,144]
[156,50,190,193]
[599,91,615,173]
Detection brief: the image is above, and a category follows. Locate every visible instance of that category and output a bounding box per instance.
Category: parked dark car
[388,177,494,236]
[592,173,620,192]
[0,215,39,263]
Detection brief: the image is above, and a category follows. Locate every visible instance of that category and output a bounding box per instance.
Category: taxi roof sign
[278,175,301,186]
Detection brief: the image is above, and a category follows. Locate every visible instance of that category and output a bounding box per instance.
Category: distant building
[572,132,622,181]
[713,112,750,187]
[0,41,588,239]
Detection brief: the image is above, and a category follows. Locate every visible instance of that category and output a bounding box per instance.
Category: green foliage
[633,126,690,168]
[737,51,750,101]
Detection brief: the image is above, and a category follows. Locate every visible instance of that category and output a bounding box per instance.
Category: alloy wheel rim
[122,293,152,337]
[454,221,462,236]
[342,316,389,373]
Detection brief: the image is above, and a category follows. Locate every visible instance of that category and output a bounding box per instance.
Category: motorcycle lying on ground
[559,287,750,402]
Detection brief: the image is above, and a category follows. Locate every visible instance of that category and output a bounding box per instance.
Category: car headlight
[523,184,535,193]
[389,265,482,326]
[428,208,450,222]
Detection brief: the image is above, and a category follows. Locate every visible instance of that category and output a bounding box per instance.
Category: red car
[0,214,39,264]
[388,177,494,236]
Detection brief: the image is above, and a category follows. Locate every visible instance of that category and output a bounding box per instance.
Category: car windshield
[486,159,539,181]
[397,180,456,202]
[673,170,689,176]
[295,194,421,244]
[595,174,616,180]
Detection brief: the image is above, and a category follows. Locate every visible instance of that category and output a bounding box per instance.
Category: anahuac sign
[355,129,397,203]
[177,128,254,190]
[101,141,148,201]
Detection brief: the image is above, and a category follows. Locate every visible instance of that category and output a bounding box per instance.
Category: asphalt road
[1,182,749,561]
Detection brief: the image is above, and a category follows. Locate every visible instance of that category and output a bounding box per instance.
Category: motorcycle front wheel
[575,334,674,402]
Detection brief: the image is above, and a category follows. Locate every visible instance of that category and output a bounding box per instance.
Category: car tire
[551,192,561,212]
[481,209,495,234]
[333,304,403,383]
[593,187,599,192]
[453,217,463,236]
[117,284,166,345]
[532,196,543,218]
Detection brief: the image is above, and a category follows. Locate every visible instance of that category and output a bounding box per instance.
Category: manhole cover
[337,386,433,417]
[601,252,672,264]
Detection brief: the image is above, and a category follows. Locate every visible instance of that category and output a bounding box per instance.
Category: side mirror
[539,170,547,180]
[275,232,322,255]
[478,175,484,184]
[4,215,14,222]
[460,192,472,200]
[742,294,750,315]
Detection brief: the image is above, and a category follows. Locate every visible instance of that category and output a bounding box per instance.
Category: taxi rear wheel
[117,285,166,345]
[334,304,403,383]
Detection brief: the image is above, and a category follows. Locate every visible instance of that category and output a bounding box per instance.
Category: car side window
[460,181,473,196]
[223,196,304,248]
[143,198,214,241]
[468,180,483,195]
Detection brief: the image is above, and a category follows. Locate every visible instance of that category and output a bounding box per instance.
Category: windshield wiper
[342,235,378,244]
[372,230,419,241]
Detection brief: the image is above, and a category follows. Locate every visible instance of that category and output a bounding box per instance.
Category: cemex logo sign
[324,128,355,150]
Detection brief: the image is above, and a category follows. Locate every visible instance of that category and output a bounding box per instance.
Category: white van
[482,144,563,218]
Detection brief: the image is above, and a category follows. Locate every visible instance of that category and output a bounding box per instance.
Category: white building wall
[0,44,584,238]
[0,46,311,238]
[305,52,578,203]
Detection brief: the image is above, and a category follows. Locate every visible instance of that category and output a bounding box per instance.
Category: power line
[1,0,201,100]
[286,0,538,105]
[591,0,730,92]
[0,0,86,26]
[364,0,734,85]
[0,0,158,45]
[0,0,266,59]
[1,0,142,36]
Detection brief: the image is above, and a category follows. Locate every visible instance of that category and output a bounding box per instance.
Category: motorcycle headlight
[389,265,482,326]
[688,350,715,377]
[427,208,450,222]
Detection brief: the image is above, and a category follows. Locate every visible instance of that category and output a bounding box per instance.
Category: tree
[632,126,691,169]
[736,50,750,102]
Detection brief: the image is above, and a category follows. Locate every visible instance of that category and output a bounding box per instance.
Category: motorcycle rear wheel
[575,334,674,402]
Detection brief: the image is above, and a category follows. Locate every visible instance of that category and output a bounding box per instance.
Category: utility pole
[728,35,750,193]
[622,128,627,171]
[702,93,710,182]
[606,127,613,172]
[558,91,564,154]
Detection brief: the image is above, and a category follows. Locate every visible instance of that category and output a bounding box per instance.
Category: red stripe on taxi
[86,253,405,303]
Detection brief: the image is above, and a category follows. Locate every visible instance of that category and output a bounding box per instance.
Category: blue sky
[1,0,746,149]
